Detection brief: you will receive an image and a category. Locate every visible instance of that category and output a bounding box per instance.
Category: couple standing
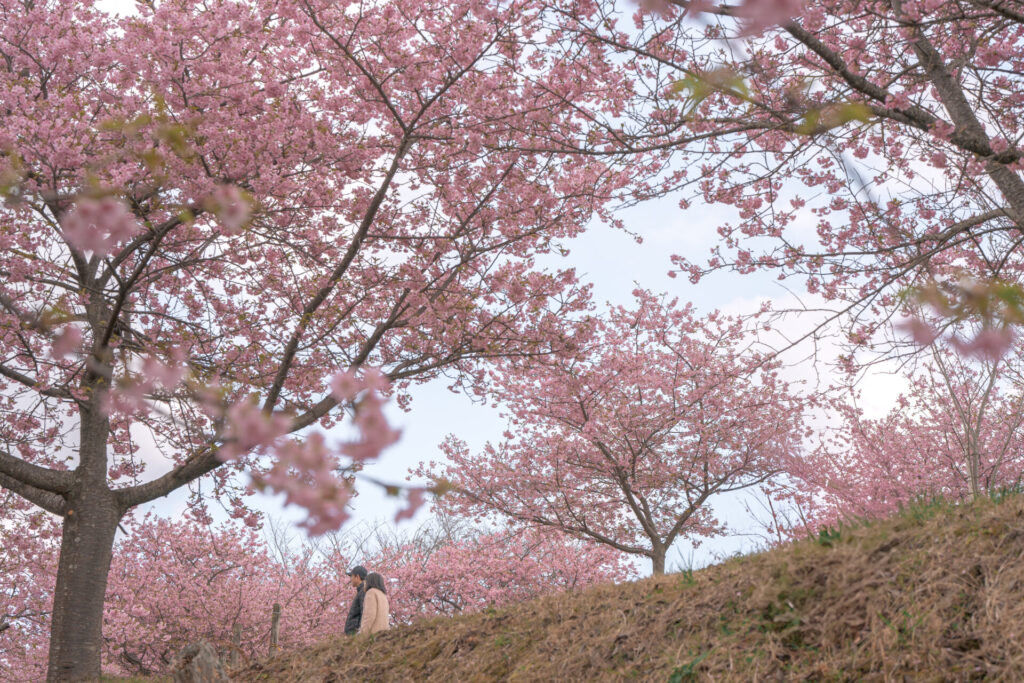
[344,565,390,635]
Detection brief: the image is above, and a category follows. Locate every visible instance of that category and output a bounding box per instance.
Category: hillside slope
[234,495,1024,681]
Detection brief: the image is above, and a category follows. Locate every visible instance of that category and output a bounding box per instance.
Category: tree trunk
[651,547,666,576]
[46,483,121,681]
[967,447,982,501]
[46,404,122,681]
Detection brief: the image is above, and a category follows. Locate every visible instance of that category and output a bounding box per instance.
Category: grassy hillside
[233,494,1024,681]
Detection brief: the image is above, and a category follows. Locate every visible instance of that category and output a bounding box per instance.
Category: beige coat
[359,587,390,634]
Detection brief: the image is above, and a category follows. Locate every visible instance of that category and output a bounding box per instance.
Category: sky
[93,0,909,574]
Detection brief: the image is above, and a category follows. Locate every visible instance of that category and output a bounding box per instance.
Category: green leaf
[672,68,751,115]
[796,102,873,135]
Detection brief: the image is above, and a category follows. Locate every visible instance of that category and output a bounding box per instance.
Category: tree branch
[0,470,66,515]
[0,362,72,399]
[0,447,72,494]
[967,0,1024,24]
[114,446,218,509]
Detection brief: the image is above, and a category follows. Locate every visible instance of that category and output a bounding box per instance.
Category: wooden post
[230,623,241,668]
[269,603,281,658]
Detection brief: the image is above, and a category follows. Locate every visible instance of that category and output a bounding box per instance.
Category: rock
[171,640,231,683]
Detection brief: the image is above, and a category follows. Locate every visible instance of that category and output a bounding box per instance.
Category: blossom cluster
[60,197,143,256]
[216,368,401,534]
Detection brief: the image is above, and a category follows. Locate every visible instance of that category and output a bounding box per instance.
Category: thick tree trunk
[46,483,121,681]
[46,404,122,681]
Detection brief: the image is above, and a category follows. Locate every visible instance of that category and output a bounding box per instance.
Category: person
[359,572,390,635]
[344,565,367,635]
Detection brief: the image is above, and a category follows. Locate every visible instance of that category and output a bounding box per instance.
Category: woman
[359,572,390,635]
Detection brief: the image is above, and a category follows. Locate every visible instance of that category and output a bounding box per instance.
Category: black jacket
[344,584,365,635]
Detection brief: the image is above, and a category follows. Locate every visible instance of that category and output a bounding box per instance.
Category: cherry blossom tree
[0,0,649,677]
[368,512,632,623]
[793,341,1024,529]
[567,0,1024,360]
[101,516,351,676]
[422,293,806,574]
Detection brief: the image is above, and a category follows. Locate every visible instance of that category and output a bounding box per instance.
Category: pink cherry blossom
[341,393,401,463]
[950,328,1015,362]
[50,325,83,360]
[207,184,251,235]
[218,399,292,462]
[596,0,1024,365]
[393,487,426,523]
[735,0,805,35]
[897,317,939,346]
[253,433,354,535]
[60,197,143,256]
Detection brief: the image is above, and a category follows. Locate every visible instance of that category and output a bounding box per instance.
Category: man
[344,565,368,635]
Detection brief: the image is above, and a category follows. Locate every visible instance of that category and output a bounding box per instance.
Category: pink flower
[50,325,83,360]
[929,151,948,168]
[341,393,401,462]
[329,369,362,402]
[329,367,391,401]
[61,197,143,256]
[394,487,426,522]
[735,0,803,35]
[140,349,188,389]
[208,185,251,235]
[219,400,291,461]
[897,317,938,346]
[104,380,149,416]
[950,328,1014,362]
[253,434,357,534]
[361,367,391,392]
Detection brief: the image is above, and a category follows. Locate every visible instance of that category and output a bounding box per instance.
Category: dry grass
[233,494,1024,681]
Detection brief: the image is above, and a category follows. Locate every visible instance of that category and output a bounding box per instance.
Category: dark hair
[364,572,386,594]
